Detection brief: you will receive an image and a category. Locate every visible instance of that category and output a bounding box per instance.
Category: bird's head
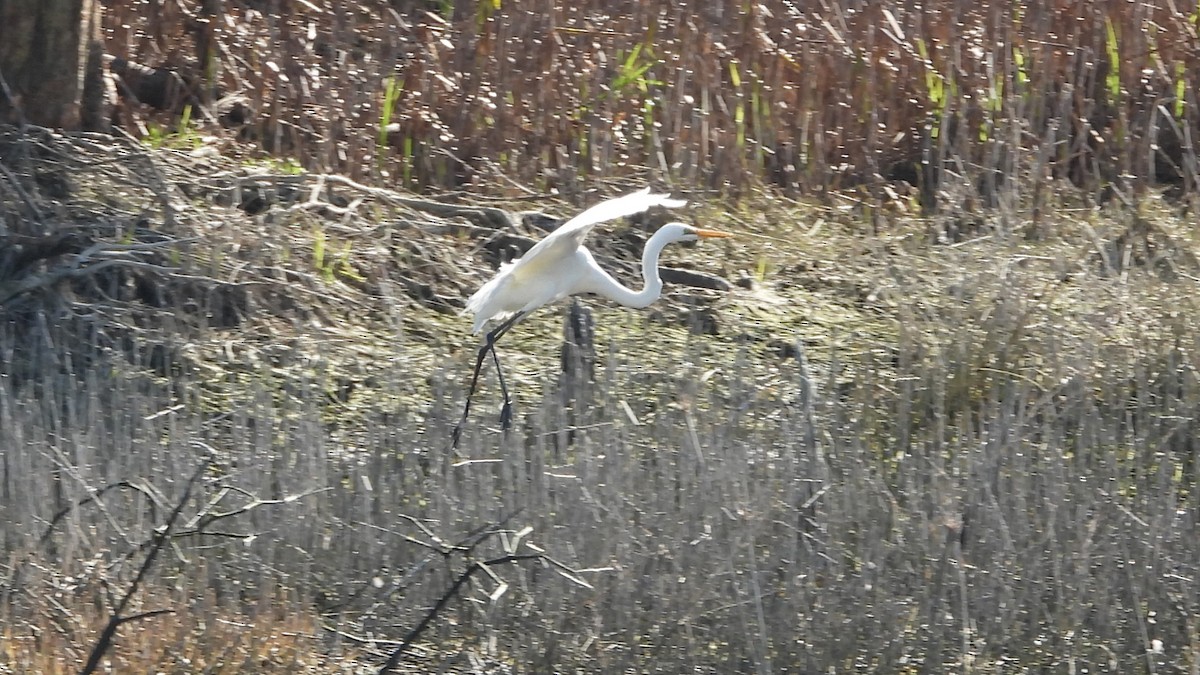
[660,222,734,243]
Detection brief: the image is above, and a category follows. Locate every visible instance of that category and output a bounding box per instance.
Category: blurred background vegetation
[94,0,1198,202]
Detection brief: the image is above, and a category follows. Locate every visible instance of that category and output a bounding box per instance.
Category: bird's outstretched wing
[520,187,687,263]
[555,187,687,242]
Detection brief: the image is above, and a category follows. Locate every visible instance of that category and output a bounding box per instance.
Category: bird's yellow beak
[694,228,733,239]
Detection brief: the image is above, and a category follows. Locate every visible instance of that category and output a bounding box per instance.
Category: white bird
[452,187,732,447]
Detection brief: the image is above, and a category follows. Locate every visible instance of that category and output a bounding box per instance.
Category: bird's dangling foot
[498,400,514,432]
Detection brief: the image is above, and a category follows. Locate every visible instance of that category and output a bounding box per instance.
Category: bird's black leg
[485,316,523,432]
[489,339,514,431]
[451,339,493,448]
[452,313,523,448]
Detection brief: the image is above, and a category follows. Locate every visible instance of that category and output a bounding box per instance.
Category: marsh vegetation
[2,0,1199,672]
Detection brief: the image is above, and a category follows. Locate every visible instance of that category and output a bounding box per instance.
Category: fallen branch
[661,267,733,292]
[0,236,194,308]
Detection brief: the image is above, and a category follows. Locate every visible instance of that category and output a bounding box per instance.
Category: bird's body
[453,187,730,446]
[463,244,600,334]
[465,187,725,333]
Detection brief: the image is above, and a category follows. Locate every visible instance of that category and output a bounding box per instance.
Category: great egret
[452,187,732,447]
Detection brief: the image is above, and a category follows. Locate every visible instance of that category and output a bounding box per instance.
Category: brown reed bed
[101,1,1198,205]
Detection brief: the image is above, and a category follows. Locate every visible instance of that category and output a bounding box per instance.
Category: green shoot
[178,104,192,135]
[755,257,768,283]
[729,60,746,152]
[1104,18,1121,99]
[378,76,401,176]
[916,38,946,138]
[312,229,360,283]
[144,105,203,150]
[1175,61,1186,119]
[476,0,500,30]
[608,40,663,159]
[612,44,660,94]
[1013,46,1028,91]
[574,81,590,120]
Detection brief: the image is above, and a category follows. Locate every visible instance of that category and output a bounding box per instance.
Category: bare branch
[78,458,209,675]
[377,554,543,674]
[39,481,159,545]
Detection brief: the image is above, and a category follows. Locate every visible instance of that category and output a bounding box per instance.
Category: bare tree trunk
[0,0,103,129]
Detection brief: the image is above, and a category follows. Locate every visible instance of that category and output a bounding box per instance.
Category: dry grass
[1,1,1199,671]
[1,587,375,674]
[100,0,1199,202]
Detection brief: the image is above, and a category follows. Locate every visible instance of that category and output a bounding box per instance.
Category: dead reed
[102,1,1199,204]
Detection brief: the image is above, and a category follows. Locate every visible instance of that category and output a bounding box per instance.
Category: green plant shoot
[1105,18,1121,99]
[378,77,401,169]
[1175,61,1186,119]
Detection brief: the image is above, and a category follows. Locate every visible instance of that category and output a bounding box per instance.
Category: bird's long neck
[593,227,674,309]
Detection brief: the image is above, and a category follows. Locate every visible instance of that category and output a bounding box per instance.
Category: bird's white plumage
[464,188,690,334]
